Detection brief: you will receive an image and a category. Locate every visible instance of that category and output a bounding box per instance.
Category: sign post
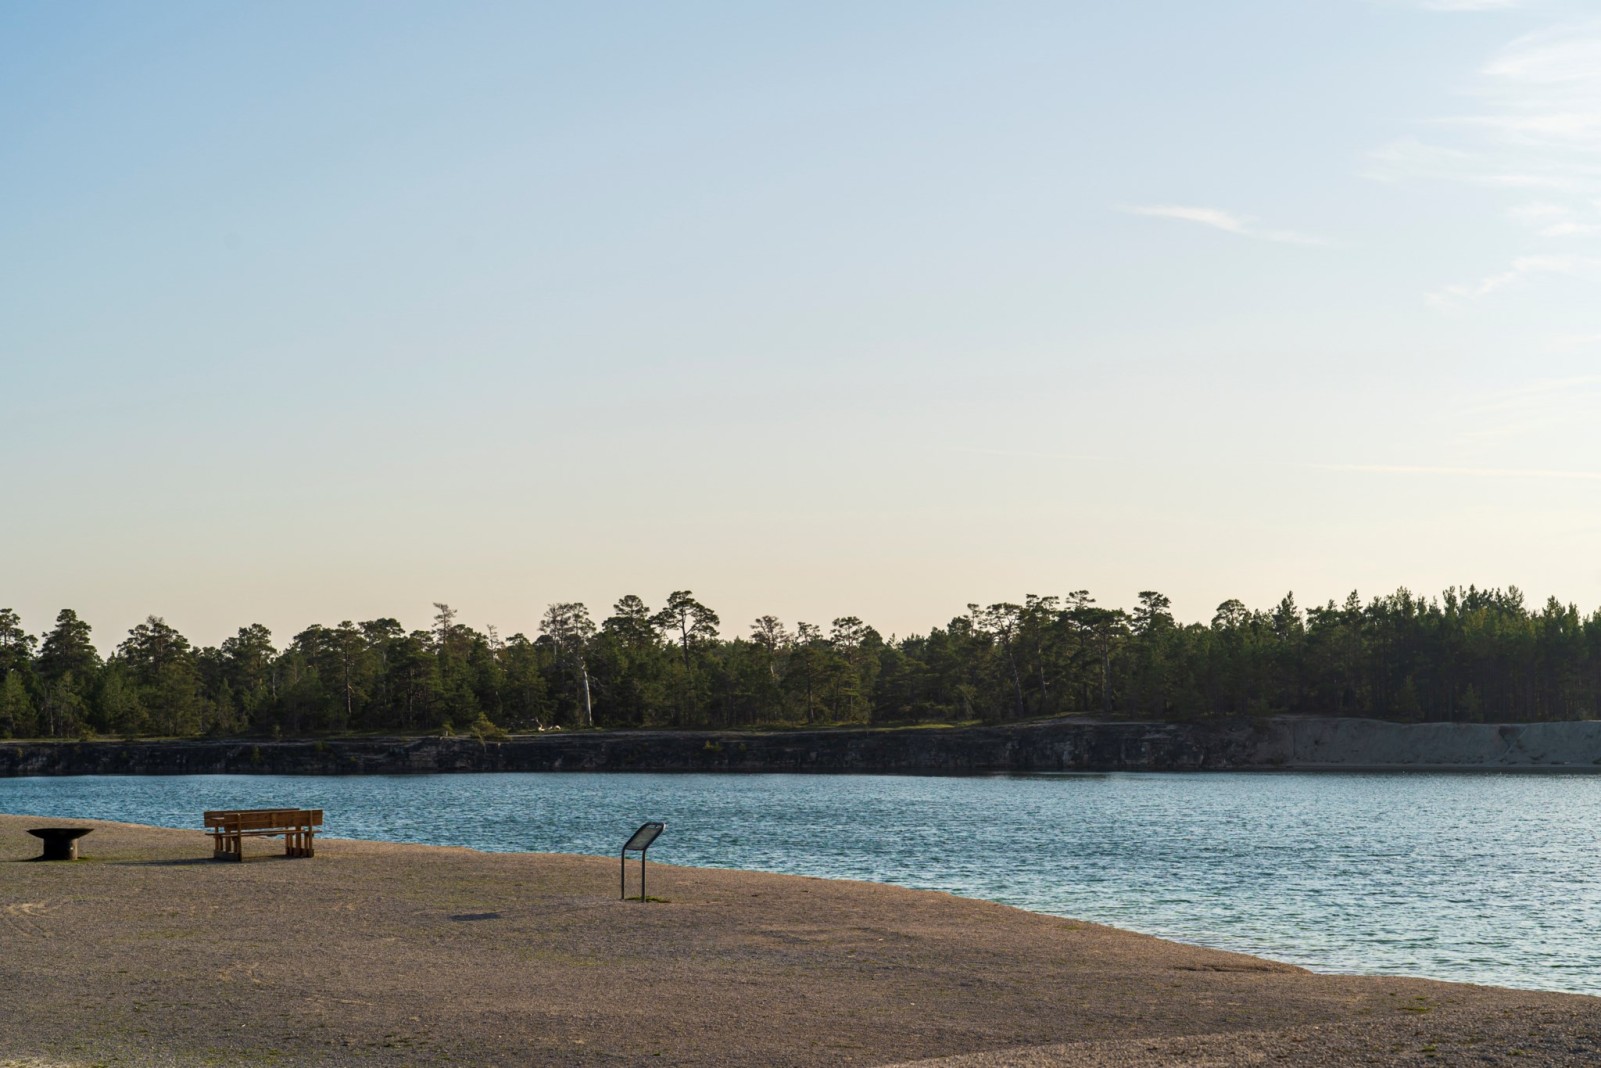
[620,821,666,901]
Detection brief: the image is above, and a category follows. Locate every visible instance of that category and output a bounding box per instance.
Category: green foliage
[39,610,99,684]
[6,583,1601,737]
[117,616,219,736]
[0,669,35,738]
[541,602,596,727]
[0,608,38,678]
[470,712,507,742]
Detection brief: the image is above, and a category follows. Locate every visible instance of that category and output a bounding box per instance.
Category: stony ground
[2,814,1598,1066]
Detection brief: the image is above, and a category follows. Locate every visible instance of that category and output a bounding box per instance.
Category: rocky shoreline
[5,715,1601,776]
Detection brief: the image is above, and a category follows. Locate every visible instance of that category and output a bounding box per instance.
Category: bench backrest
[204,808,323,831]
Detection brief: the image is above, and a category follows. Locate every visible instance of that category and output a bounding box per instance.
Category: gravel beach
[2,814,1598,1067]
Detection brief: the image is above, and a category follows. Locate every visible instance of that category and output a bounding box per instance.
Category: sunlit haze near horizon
[6,1,1601,651]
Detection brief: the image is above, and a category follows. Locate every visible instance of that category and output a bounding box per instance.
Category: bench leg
[208,828,318,861]
[281,829,315,858]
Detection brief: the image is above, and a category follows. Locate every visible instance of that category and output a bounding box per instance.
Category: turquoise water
[4,771,1599,996]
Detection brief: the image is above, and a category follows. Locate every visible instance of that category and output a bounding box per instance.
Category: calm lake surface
[4,771,1599,996]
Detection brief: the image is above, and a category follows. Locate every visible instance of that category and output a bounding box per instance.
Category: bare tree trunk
[1034,639,1050,706]
[1004,642,1025,718]
[579,661,594,728]
[1101,643,1111,714]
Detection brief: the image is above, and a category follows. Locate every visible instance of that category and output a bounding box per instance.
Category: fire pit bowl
[26,827,92,861]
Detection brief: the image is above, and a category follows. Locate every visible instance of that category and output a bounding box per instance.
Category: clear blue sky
[4,0,1600,650]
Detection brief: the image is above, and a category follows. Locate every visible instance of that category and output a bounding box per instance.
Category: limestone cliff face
[1257,717,1601,768]
[4,717,1601,776]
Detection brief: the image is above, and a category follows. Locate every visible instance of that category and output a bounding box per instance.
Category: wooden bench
[204,808,322,861]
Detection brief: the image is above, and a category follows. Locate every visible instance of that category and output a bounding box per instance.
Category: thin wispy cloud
[1371,0,1530,10]
[956,447,1601,483]
[1362,137,1569,187]
[1417,0,1529,11]
[1448,374,1601,447]
[1540,219,1601,235]
[1121,204,1332,246]
[1508,201,1601,236]
[1459,373,1601,414]
[1440,23,1601,161]
[1366,25,1601,180]
[1483,25,1601,89]
[1368,21,1601,306]
[1427,253,1601,304]
[1313,463,1601,481]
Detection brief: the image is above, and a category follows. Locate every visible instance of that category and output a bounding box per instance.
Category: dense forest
[1,586,1599,739]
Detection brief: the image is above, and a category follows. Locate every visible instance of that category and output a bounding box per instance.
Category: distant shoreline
[6,714,1601,776]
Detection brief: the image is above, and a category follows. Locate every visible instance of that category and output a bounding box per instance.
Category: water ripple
[3,770,1599,994]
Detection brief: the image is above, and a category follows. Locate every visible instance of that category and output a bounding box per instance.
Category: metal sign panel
[623,821,665,852]
[620,821,666,901]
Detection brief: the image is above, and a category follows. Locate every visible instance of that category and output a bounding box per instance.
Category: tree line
[1,585,1598,739]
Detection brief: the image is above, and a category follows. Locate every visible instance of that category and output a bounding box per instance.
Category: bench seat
[204,808,322,861]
